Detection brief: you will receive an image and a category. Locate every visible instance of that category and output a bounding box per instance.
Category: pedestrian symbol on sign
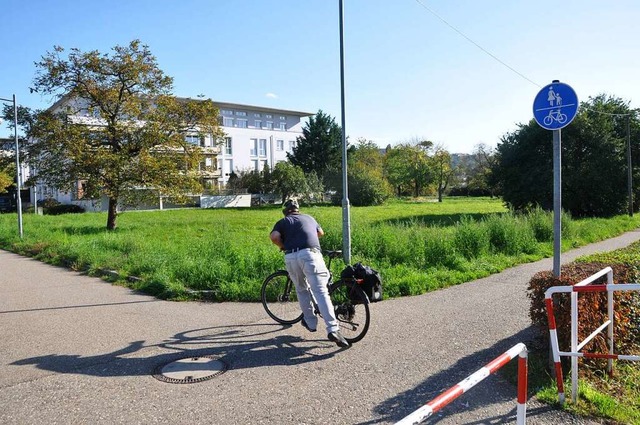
[533,82,578,130]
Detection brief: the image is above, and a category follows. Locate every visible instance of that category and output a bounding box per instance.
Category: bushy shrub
[453,217,489,259]
[485,213,537,255]
[527,207,554,242]
[423,234,462,269]
[528,261,639,363]
[39,198,61,209]
[45,204,86,215]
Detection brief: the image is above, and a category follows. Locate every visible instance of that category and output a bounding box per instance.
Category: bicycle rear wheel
[261,270,303,325]
[329,280,371,344]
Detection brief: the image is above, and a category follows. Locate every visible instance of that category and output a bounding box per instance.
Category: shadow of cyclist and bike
[11,323,343,378]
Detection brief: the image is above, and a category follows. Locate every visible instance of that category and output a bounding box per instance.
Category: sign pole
[553,129,561,277]
[533,80,578,278]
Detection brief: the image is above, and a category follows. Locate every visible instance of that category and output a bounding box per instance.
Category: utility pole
[627,114,633,216]
[0,94,23,238]
[339,0,351,264]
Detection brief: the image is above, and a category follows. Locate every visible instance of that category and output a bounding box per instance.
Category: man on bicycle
[270,199,350,348]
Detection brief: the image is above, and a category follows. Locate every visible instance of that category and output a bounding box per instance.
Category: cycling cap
[282,199,299,215]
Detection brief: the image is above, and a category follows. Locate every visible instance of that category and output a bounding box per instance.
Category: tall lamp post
[339,0,351,264]
[0,94,23,238]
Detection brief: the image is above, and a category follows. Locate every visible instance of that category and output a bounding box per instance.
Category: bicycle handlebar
[323,250,343,260]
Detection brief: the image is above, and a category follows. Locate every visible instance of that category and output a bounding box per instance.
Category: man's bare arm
[270,230,285,250]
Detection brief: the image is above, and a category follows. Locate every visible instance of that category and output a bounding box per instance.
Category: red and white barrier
[396,343,528,425]
[545,279,640,404]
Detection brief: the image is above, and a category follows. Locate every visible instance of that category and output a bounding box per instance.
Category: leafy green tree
[384,141,432,197]
[302,170,324,203]
[430,145,452,202]
[468,143,499,197]
[29,40,223,230]
[495,122,552,211]
[237,170,263,194]
[271,161,307,203]
[0,166,12,193]
[1,104,37,193]
[347,139,391,206]
[288,110,342,188]
[226,172,241,191]
[495,94,639,217]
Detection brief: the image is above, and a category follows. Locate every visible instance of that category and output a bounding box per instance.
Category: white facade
[27,97,313,207]
[214,101,312,187]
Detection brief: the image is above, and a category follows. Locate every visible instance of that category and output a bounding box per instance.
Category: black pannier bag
[340,262,383,303]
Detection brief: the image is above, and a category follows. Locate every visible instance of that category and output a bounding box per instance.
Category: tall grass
[0,197,639,301]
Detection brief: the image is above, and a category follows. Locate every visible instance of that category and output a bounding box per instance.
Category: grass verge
[0,197,639,302]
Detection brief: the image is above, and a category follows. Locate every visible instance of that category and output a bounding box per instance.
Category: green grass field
[1,197,640,302]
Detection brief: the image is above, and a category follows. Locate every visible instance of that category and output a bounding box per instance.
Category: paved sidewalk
[2,230,639,424]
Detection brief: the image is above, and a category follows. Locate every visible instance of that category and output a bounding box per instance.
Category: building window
[221,109,233,116]
[224,159,233,176]
[278,122,287,131]
[254,120,262,128]
[237,119,247,128]
[259,139,267,157]
[265,114,272,119]
[276,139,284,151]
[279,116,286,120]
[288,140,296,151]
[185,135,201,146]
[224,137,232,155]
[261,160,268,170]
[250,139,258,156]
[254,113,261,117]
[265,121,273,130]
[235,111,247,116]
[223,117,233,127]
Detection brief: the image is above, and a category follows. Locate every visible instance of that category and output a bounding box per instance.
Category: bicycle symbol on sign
[543,109,567,126]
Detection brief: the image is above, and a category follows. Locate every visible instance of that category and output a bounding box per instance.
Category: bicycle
[543,109,567,126]
[261,249,371,344]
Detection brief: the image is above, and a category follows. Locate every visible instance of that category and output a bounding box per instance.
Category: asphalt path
[2,229,639,425]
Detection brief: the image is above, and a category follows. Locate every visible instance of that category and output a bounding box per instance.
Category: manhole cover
[153,356,228,384]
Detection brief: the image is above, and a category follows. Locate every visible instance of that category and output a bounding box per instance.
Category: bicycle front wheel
[329,280,371,344]
[261,270,303,325]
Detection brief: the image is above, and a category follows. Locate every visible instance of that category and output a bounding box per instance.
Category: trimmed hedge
[45,204,86,215]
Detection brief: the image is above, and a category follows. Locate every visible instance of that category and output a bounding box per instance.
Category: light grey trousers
[285,248,339,334]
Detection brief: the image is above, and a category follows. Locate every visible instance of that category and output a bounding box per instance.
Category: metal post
[571,286,578,403]
[13,95,23,238]
[607,271,614,375]
[339,0,351,264]
[627,115,633,216]
[553,129,561,277]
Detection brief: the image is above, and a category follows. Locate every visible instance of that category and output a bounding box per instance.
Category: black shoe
[301,317,317,332]
[328,331,350,348]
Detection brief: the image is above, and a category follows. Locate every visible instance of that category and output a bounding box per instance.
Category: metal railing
[396,343,528,425]
[545,268,640,404]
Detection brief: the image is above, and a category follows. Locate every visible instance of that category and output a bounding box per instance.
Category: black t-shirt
[272,213,322,252]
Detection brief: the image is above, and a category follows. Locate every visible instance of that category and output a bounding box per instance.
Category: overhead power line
[413,0,638,118]
[413,0,541,88]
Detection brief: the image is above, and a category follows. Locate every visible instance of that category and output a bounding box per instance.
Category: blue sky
[1,0,639,153]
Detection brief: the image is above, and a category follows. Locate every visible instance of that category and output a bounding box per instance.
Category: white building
[28,97,313,209]
[214,101,313,187]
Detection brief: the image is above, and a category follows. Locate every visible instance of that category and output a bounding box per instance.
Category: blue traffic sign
[533,81,578,130]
